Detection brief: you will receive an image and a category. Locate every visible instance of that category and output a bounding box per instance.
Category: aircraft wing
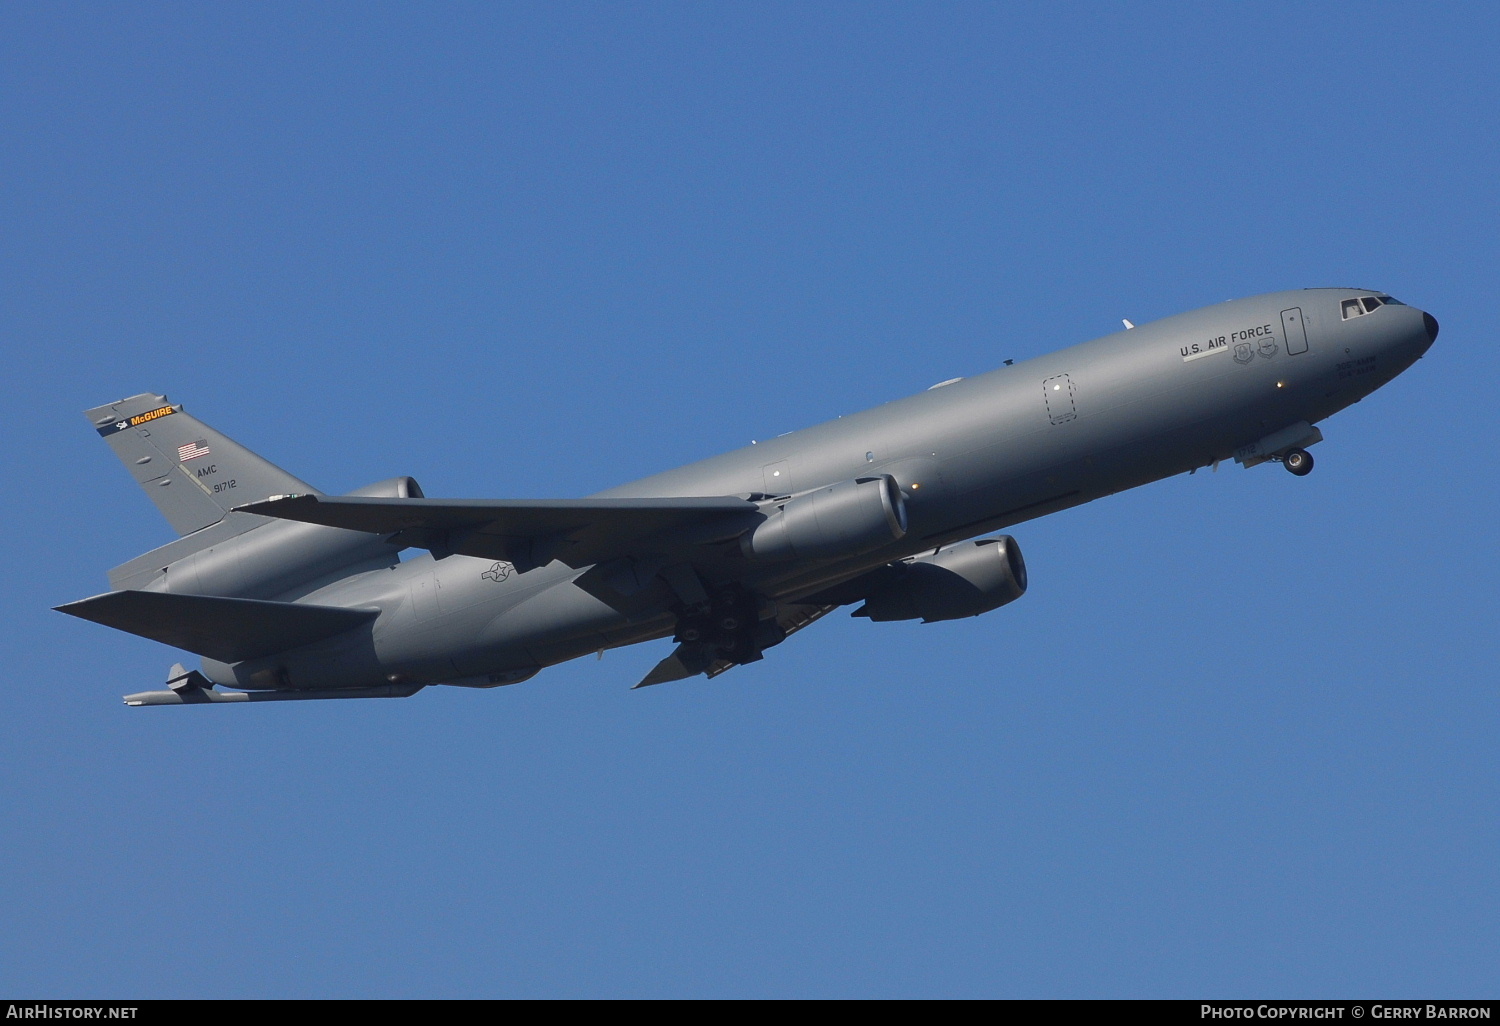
[237,494,761,570]
[634,601,837,688]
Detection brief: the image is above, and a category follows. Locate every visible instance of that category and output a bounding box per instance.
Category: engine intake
[855,536,1027,622]
[741,475,907,561]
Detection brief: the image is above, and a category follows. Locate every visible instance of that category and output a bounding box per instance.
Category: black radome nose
[1424,311,1440,342]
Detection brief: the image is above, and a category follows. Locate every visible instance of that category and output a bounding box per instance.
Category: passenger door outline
[1282,307,1308,355]
[1043,374,1077,424]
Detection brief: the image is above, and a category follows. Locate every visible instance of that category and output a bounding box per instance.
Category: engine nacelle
[855,536,1027,622]
[346,476,425,500]
[741,475,907,561]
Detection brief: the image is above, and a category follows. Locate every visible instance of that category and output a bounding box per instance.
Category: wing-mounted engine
[740,475,907,561]
[852,536,1027,622]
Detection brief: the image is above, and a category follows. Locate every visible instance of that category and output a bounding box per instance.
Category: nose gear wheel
[1282,448,1314,476]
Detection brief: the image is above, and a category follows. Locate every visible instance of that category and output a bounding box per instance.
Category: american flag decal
[178,440,211,462]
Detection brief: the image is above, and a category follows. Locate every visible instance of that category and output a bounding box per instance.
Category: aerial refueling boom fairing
[57,289,1439,706]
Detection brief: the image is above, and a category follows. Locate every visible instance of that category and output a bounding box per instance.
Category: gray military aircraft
[58,288,1438,706]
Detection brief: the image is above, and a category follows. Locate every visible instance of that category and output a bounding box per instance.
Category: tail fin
[86,393,317,535]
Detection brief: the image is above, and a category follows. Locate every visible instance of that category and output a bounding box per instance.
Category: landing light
[1277,382,1285,388]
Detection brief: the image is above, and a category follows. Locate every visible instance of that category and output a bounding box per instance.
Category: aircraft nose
[1423,311,1440,343]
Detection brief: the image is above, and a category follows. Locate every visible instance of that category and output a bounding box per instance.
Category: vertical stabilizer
[87,393,318,536]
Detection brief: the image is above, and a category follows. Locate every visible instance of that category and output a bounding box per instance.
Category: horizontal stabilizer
[236,493,758,569]
[55,591,377,663]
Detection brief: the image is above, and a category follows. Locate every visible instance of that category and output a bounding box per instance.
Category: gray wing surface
[55,591,377,663]
[237,494,760,570]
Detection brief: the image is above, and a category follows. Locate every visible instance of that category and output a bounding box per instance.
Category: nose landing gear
[1282,448,1314,476]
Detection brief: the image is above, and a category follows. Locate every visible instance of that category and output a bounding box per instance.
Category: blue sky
[3,2,1496,997]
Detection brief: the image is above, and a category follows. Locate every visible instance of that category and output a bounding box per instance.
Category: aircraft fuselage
[196,287,1434,693]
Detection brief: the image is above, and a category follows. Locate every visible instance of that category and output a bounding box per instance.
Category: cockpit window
[1361,296,1383,313]
[1379,295,1406,305]
[1342,296,1385,320]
